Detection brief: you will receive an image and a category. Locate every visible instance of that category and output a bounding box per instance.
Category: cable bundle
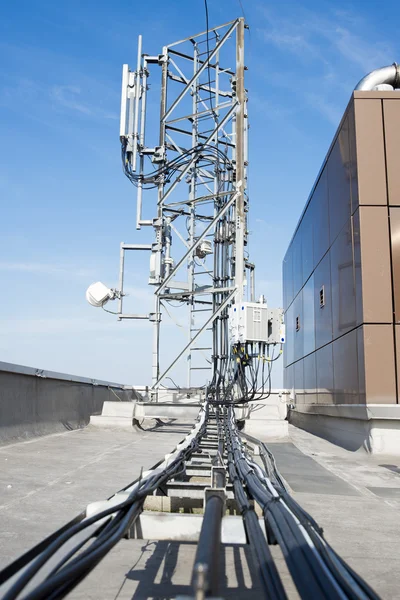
[121,140,233,190]
[0,408,208,600]
[208,342,283,405]
[223,407,381,600]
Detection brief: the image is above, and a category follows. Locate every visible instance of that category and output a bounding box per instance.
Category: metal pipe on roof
[355,62,400,90]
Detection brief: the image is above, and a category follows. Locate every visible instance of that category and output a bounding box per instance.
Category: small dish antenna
[86,282,120,307]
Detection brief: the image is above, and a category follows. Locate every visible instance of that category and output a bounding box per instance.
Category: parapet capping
[0,360,129,390]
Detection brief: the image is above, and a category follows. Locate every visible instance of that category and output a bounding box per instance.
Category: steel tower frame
[119,18,253,398]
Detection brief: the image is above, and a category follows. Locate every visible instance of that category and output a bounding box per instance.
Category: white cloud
[261,30,315,55]
[0,315,149,335]
[255,4,395,124]
[51,85,118,120]
[304,93,342,126]
[332,27,392,73]
[123,285,154,301]
[257,4,394,71]
[0,262,93,277]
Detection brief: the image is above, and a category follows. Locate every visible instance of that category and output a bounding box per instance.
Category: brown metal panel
[354,91,400,99]
[348,100,359,214]
[303,352,317,405]
[390,208,400,322]
[354,98,386,205]
[395,325,400,401]
[359,206,392,323]
[353,210,363,326]
[330,219,356,339]
[328,117,352,243]
[357,326,366,404]
[293,290,304,362]
[312,168,329,269]
[333,329,359,404]
[302,203,314,286]
[358,324,396,404]
[383,100,400,206]
[294,359,304,404]
[316,343,334,404]
[303,274,315,356]
[314,253,333,349]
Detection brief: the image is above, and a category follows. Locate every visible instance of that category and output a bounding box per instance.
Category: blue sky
[0,0,398,386]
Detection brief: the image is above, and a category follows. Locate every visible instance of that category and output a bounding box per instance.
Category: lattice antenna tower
[118,18,252,398]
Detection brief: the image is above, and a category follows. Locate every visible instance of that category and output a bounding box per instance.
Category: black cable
[165,376,181,389]
[224,410,338,598]
[225,408,381,600]
[224,418,288,599]
[1,416,207,600]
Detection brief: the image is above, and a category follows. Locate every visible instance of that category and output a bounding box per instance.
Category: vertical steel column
[187,43,199,388]
[152,47,169,395]
[234,18,246,305]
[118,243,125,316]
[212,39,220,386]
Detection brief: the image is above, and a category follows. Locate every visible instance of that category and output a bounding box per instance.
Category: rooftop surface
[1,422,400,599]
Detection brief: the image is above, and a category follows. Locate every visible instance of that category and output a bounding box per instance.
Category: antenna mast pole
[235,18,246,306]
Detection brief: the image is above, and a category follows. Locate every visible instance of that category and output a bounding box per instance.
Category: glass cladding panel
[283,251,287,311]
[304,352,317,405]
[348,101,359,213]
[328,118,351,244]
[294,359,304,404]
[292,226,303,298]
[333,329,359,404]
[314,252,333,350]
[303,274,315,356]
[316,343,334,404]
[354,98,386,205]
[302,202,314,285]
[284,245,294,310]
[293,290,304,362]
[383,100,400,206]
[284,363,294,392]
[313,168,329,268]
[285,302,294,366]
[362,325,396,404]
[331,219,356,339]
[390,208,400,322]
[353,210,363,326]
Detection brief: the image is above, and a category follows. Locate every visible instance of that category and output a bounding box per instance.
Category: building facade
[283,90,400,453]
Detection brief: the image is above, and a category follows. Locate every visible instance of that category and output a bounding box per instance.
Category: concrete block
[289,408,400,454]
[247,394,288,421]
[244,419,288,439]
[101,401,135,418]
[134,402,201,420]
[89,415,136,429]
